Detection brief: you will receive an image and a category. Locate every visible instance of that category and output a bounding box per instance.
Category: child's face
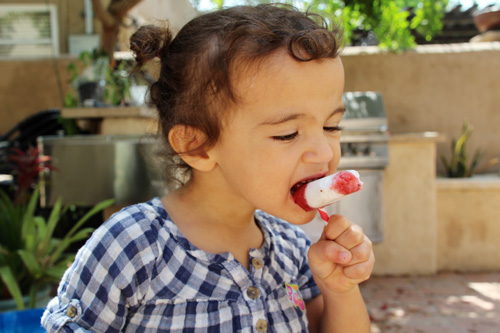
[209,51,345,224]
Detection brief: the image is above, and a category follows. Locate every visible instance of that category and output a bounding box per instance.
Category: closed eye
[324,126,343,132]
[272,132,298,141]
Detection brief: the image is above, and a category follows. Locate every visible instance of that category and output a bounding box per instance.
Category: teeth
[291,178,316,195]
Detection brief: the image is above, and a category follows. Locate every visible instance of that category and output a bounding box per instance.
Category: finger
[309,239,352,268]
[343,248,375,281]
[345,235,373,266]
[334,223,365,250]
[321,214,351,241]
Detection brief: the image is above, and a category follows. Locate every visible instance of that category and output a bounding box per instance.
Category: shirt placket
[223,256,268,332]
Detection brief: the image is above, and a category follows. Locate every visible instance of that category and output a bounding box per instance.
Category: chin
[281,209,317,225]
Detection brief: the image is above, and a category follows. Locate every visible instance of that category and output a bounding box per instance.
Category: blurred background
[0,0,499,331]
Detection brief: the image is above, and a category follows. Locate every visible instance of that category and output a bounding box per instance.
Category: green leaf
[49,198,113,266]
[442,120,483,177]
[469,149,484,176]
[440,155,450,176]
[0,190,25,247]
[45,265,71,280]
[34,216,48,246]
[17,250,42,278]
[38,198,63,256]
[65,199,114,240]
[45,238,61,255]
[21,186,40,250]
[68,227,95,244]
[64,92,78,108]
[0,265,24,310]
[49,228,93,265]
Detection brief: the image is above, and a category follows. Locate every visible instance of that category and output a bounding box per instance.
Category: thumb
[308,239,352,280]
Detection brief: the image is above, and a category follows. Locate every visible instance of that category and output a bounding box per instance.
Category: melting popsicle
[293,170,363,220]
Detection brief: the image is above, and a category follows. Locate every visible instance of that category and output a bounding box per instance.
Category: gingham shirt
[42,197,320,332]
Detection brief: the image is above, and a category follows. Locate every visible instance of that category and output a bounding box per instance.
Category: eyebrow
[259,105,346,126]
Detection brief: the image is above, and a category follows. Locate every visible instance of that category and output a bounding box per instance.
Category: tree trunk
[90,0,143,61]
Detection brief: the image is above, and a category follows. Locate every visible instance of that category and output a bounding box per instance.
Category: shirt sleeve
[41,207,160,332]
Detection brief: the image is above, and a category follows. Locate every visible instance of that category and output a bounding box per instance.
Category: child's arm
[306,214,375,333]
[42,211,159,332]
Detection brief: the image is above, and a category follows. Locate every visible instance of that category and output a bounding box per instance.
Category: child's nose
[302,136,334,164]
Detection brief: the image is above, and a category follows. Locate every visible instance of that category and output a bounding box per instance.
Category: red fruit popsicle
[293,170,363,212]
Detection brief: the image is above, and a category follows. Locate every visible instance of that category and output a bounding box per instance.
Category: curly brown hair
[130,4,343,188]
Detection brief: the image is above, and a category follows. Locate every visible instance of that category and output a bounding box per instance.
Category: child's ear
[168,125,216,172]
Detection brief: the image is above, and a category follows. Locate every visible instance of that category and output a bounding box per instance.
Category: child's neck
[161,179,264,270]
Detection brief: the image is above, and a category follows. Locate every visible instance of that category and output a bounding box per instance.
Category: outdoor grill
[300,91,389,243]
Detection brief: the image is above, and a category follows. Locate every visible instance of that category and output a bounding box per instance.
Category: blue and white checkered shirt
[42,197,320,332]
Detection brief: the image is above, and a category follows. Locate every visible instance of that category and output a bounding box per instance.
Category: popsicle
[293,170,363,221]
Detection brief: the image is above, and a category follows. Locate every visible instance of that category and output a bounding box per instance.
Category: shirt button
[256,319,268,332]
[66,306,77,318]
[247,286,260,300]
[252,257,263,269]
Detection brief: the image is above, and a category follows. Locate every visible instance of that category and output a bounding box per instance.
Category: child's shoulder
[85,197,169,256]
[106,197,167,228]
[99,197,166,234]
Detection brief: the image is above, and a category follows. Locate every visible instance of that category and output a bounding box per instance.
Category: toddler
[42,4,374,332]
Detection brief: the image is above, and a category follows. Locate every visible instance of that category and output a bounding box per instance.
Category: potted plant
[65,50,132,108]
[0,147,114,311]
[440,120,498,178]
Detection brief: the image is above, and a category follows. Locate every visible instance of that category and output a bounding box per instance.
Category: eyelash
[272,126,343,141]
[324,126,343,133]
[272,132,298,141]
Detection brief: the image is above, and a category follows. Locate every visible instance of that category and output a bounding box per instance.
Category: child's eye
[324,126,343,132]
[272,132,298,141]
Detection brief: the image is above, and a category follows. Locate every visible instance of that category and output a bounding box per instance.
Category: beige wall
[342,43,500,175]
[0,58,74,135]
[373,136,439,275]
[436,177,500,272]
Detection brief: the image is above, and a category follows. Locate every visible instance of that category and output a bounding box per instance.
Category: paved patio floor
[359,272,500,333]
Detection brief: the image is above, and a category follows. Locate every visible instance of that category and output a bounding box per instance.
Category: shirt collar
[151,197,273,266]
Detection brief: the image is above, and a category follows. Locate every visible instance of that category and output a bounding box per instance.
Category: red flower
[7,146,56,203]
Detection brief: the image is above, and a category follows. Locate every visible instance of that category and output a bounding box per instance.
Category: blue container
[0,308,46,333]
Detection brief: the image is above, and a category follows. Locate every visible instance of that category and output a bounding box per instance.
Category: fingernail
[339,252,349,262]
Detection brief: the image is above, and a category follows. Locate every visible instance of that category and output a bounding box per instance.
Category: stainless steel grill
[339,91,390,170]
[300,91,389,243]
[39,135,165,207]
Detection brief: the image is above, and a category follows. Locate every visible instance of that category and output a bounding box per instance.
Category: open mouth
[290,177,321,196]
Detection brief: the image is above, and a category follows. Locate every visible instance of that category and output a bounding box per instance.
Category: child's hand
[308,214,375,295]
